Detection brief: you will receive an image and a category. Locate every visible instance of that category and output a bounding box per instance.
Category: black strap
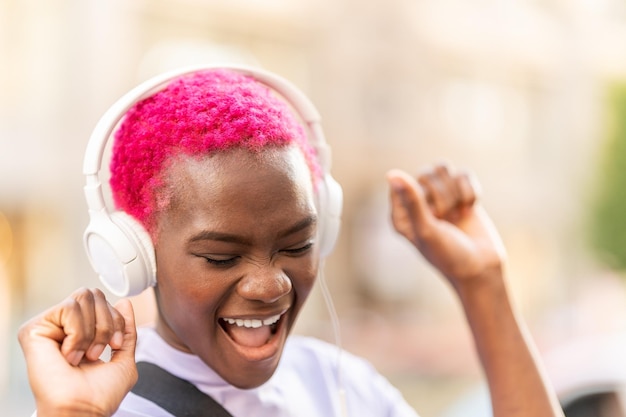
[131,361,234,417]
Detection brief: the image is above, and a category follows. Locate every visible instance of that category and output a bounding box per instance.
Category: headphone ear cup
[317,174,343,258]
[112,211,157,288]
[83,211,156,297]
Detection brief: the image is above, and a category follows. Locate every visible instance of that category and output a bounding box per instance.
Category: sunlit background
[4,0,626,416]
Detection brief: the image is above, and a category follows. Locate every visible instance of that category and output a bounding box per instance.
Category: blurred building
[3,0,626,416]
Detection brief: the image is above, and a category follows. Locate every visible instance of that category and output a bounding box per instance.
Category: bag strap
[131,361,234,417]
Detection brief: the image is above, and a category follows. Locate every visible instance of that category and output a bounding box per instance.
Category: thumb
[386,169,432,243]
[108,299,138,391]
[110,299,137,365]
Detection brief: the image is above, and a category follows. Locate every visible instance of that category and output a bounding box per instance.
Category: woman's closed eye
[201,255,240,267]
[196,241,313,265]
[283,242,314,256]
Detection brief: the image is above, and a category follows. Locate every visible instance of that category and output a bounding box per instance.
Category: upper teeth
[223,314,281,328]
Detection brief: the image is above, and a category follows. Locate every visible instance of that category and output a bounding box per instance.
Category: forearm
[455,267,564,417]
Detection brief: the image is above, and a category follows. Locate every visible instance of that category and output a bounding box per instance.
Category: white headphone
[82,64,343,297]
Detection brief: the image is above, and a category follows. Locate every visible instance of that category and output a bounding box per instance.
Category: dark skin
[151,147,319,389]
[387,167,562,417]
[17,289,137,417]
[18,148,564,417]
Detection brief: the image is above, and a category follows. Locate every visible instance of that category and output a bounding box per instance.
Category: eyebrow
[188,215,317,244]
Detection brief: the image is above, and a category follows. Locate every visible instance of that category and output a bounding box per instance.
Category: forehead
[162,146,315,214]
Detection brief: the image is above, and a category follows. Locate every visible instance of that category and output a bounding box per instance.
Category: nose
[237,264,293,303]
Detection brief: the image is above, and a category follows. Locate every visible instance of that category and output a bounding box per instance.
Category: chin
[225,360,282,389]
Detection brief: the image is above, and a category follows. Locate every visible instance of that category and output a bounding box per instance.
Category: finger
[59,288,97,365]
[107,301,127,351]
[18,314,79,393]
[110,299,137,363]
[418,164,459,218]
[18,289,93,367]
[456,171,480,208]
[109,299,138,388]
[386,169,432,242]
[18,306,70,358]
[94,299,138,406]
[84,289,117,361]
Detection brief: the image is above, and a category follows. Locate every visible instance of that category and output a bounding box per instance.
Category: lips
[220,313,283,348]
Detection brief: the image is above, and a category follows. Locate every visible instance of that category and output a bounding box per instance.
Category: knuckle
[73,287,95,304]
[94,322,114,340]
[91,287,106,300]
[434,163,451,176]
[62,296,82,314]
[17,321,33,344]
[112,312,126,331]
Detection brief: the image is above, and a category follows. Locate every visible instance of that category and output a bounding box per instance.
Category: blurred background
[4,0,626,416]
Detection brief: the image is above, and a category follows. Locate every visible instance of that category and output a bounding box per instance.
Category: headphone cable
[318,263,348,417]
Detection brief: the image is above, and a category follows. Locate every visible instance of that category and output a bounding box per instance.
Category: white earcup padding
[84,211,156,297]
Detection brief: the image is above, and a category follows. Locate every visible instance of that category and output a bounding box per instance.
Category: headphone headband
[83,64,325,177]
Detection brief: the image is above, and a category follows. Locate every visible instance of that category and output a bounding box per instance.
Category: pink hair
[109,69,321,234]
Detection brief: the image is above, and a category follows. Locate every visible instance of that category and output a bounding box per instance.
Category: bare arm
[18,288,138,417]
[386,164,563,417]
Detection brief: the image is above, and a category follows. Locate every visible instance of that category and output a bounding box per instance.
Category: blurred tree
[588,84,626,271]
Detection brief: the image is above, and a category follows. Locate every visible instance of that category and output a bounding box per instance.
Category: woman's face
[152,146,319,388]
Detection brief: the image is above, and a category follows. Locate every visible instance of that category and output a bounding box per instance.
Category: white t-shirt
[114,327,419,417]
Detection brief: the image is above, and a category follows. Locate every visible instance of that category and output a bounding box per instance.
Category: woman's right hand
[18,288,138,417]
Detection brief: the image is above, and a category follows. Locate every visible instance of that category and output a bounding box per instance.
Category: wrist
[450,263,509,307]
[36,401,109,417]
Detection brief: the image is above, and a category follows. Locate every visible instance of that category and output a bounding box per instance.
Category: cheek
[154,263,232,345]
[289,259,319,300]
[155,254,223,312]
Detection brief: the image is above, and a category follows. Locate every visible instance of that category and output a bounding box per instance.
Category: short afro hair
[109,68,321,235]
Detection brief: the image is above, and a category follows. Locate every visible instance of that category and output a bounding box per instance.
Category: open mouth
[219,313,283,348]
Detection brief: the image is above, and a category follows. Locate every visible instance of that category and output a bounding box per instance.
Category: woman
[18,66,563,417]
